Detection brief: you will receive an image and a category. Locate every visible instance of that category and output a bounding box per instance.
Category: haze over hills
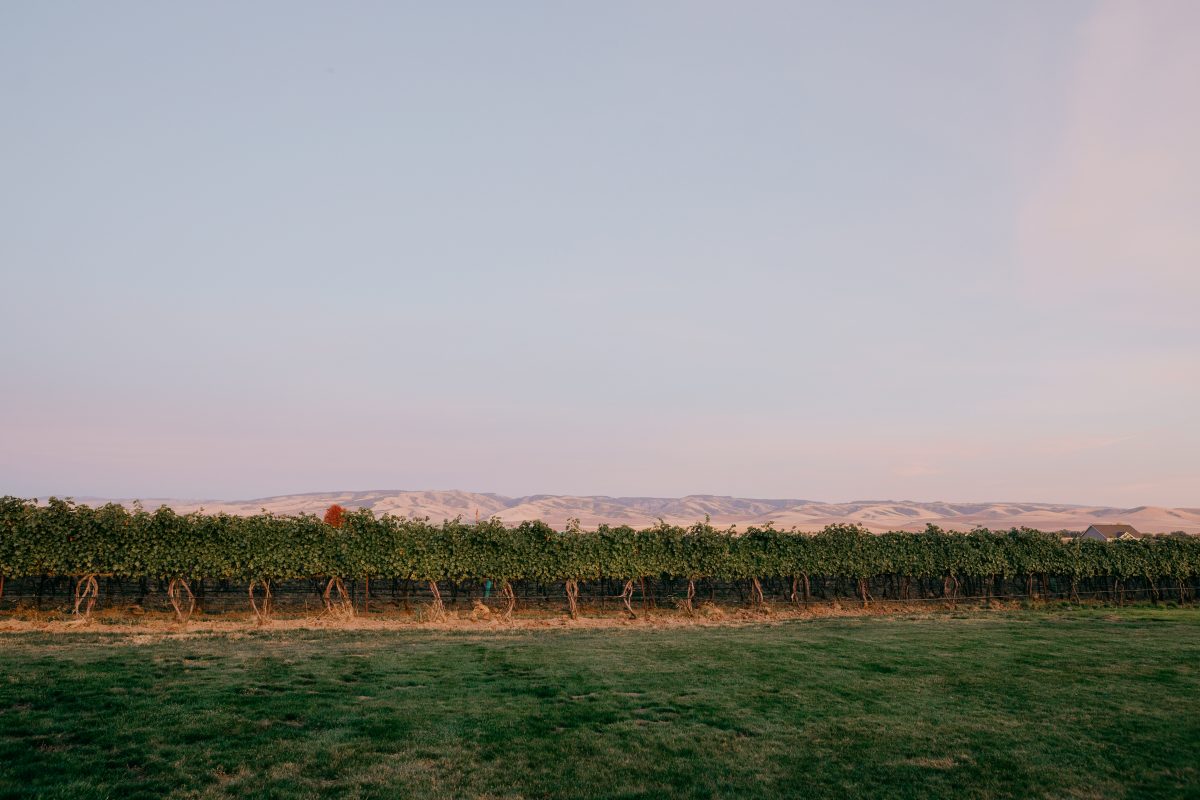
[68,490,1200,533]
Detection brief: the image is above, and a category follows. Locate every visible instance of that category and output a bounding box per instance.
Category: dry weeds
[0,599,1050,639]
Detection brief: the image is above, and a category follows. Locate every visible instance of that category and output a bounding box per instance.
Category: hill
[69,490,1200,533]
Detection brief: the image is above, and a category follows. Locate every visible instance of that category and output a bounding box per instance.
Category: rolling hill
[69,490,1200,533]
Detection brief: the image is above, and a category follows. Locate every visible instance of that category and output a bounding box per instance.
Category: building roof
[1085,524,1142,539]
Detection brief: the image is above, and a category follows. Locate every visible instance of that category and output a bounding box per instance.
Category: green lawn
[1,608,1198,799]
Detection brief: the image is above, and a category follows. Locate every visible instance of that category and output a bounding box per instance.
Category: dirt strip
[0,599,1077,638]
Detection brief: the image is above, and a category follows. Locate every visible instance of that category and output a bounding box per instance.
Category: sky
[2,1,1198,507]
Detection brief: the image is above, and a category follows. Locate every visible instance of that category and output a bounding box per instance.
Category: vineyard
[2,497,1199,622]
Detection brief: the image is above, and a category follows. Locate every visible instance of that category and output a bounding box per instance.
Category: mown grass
[1,607,1198,799]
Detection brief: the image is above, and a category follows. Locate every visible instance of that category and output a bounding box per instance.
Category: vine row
[3,497,1198,590]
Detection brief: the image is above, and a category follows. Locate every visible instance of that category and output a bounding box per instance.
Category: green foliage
[1,497,1198,583]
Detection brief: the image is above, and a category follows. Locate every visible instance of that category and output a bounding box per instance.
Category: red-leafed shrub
[323,504,346,529]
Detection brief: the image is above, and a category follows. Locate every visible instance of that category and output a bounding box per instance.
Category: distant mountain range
[70,490,1200,533]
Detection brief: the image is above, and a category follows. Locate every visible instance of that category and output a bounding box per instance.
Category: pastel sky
[2,1,1197,506]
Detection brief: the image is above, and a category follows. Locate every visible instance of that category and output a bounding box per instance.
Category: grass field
[1,608,1198,799]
